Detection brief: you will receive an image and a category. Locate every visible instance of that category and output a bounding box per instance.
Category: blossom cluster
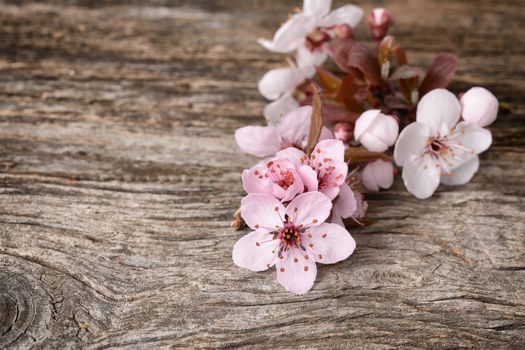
[232,0,499,294]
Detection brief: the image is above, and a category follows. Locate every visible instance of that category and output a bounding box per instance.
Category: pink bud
[460,87,499,127]
[362,160,395,192]
[367,8,393,42]
[354,110,399,152]
[334,122,353,143]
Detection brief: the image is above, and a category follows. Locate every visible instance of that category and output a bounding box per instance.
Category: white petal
[258,67,302,100]
[320,4,364,28]
[460,87,499,127]
[258,14,314,53]
[278,105,312,148]
[296,46,327,69]
[235,125,282,157]
[453,122,492,154]
[354,109,381,141]
[362,160,394,192]
[440,156,479,186]
[264,94,300,126]
[303,0,332,18]
[416,89,461,134]
[394,122,432,166]
[402,154,441,199]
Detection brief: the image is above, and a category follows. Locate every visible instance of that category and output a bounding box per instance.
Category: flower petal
[303,0,332,18]
[362,160,394,192]
[242,168,274,196]
[334,183,357,218]
[258,14,313,53]
[320,4,364,28]
[276,248,317,294]
[264,93,300,126]
[276,146,307,166]
[440,155,479,186]
[278,106,313,148]
[416,89,461,134]
[298,165,319,192]
[241,194,284,231]
[235,125,281,157]
[319,126,334,141]
[312,139,346,164]
[304,223,356,264]
[402,154,441,199]
[286,191,332,227]
[258,67,303,100]
[460,87,498,127]
[232,230,279,272]
[453,122,492,154]
[296,46,328,68]
[354,109,381,141]
[319,161,348,200]
[394,122,432,166]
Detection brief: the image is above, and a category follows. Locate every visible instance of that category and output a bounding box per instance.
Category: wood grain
[0,1,524,348]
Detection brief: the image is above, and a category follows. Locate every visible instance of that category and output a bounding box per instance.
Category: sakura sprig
[231,0,500,295]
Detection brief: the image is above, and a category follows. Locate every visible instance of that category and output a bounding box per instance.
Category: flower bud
[334,122,353,143]
[362,160,394,192]
[460,87,499,127]
[367,8,393,41]
[354,110,399,152]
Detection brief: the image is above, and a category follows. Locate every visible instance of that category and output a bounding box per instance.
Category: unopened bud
[334,122,354,143]
[368,8,393,41]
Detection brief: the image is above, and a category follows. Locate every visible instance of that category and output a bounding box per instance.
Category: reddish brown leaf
[316,67,342,97]
[347,44,382,85]
[419,53,458,97]
[305,84,324,156]
[389,65,424,80]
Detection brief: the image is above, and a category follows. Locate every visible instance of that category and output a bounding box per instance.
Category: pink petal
[242,168,275,196]
[241,194,284,232]
[416,89,461,134]
[235,125,281,157]
[402,154,441,199]
[286,191,332,228]
[296,46,328,68]
[394,122,432,166]
[232,230,279,272]
[312,139,346,164]
[319,161,348,200]
[320,5,364,28]
[304,223,356,264]
[362,160,394,192]
[319,127,334,141]
[276,147,307,166]
[454,122,492,154]
[276,248,317,294]
[298,165,319,192]
[303,0,332,18]
[334,183,357,218]
[258,67,303,100]
[440,156,480,186]
[278,106,313,149]
[258,14,313,53]
[264,93,300,126]
[460,87,498,127]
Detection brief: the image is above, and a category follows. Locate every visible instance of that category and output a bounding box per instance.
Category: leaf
[347,44,382,85]
[344,147,392,163]
[316,67,342,96]
[389,65,424,80]
[419,53,458,97]
[325,37,355,72]
[305,84,323,156]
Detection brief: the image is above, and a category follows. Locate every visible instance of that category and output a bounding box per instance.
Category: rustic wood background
[0,0,524,348]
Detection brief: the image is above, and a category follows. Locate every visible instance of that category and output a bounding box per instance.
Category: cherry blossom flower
[331,183,357,226]
[258,0,363,65]
[354,110,399,152]
[460,87,499,127]
[242,157,309,202]
[276,139,348,200]
[394,89,492,199]
[235,105,332,158]
[362,159,394,192]
[232,192,356,294]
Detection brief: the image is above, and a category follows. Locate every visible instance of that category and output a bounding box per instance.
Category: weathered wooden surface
[0,0,524,348]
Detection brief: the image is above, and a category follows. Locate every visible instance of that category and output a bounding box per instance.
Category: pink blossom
[367,8,393,41]
[258,0,363,66]
[362,160,394,192]
[242,157,310,202]
[276,139,348,200]
[394,89,492,199]
[334,122,353,143]
[235,106,332,158]
[232,192,356,294]
[460,87,499,127]
[331,183,358,226]
[354,109,399,152]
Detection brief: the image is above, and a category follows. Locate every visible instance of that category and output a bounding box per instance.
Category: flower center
[306,28,330,51]
[277,170,295,190]
[273,216,306,258]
